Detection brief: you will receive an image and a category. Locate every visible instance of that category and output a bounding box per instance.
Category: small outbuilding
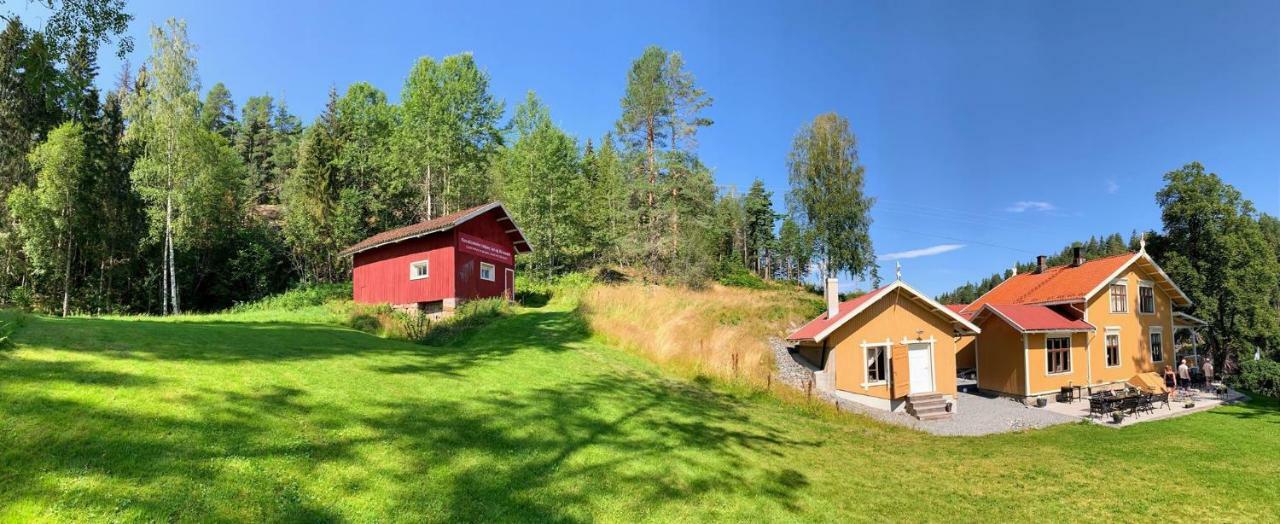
[339,202,531,315]
[787,278,981,419]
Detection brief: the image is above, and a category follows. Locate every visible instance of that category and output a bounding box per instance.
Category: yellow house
[959,247,1193,399]
[787,279,981,419]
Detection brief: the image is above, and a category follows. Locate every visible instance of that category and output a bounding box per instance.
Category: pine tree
[743,179,775,277]
[237,94,276,203]
[199,82,236,141]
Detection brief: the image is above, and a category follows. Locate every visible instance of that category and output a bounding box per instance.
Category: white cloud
[879,243,965,261]
[1005,201,1056,213]
[1106,179,1119,194]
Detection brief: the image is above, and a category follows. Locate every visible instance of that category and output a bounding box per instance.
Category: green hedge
[1229,359,1280,399]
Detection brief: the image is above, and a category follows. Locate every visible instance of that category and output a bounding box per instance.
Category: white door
[908,343,935,394]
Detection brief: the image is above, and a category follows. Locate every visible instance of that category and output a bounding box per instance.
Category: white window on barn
[1149,328,1164,362]
[864,344,888,385]
[1109,280,1128,313]
[1105,329,1121,368]
[480,262,495,281]
[1138,281,1155,314]
[409,260,429,280]
[1046,336,1071,375]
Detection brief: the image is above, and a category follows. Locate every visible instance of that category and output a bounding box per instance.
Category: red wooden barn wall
[351,206,518,306]
[454,208,517,300]
[352,233,455,305]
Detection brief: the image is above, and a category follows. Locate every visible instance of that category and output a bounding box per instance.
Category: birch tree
[787,112,876,282]
[125,18,201,315]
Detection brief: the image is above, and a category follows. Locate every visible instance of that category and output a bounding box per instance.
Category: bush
[1229,359,1280,399]
[718,267,768,290]
[420,298,511,345]
[231,283,353,313]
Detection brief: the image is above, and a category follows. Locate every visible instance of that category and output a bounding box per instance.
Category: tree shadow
[1,300,823,519]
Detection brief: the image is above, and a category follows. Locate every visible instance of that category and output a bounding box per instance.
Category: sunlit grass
[581,283,823,384]
[1,288,1277,522]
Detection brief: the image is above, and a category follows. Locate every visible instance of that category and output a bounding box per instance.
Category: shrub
[420,298,511,345]
[8,287,34,311]
[346,303,395,336]
[231,283,353,313]
[718,267,768,290]
[1228,359,1280,399]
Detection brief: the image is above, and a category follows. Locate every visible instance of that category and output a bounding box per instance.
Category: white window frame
[1137,280,1155,315]
[865,343,885,384]
[1109,279,1128,313]
[480,262,496,282]
[1104,327,1121,368]
[1045,334,1072,375]
[860,340,891,387]
[409,260,430,280]
[1149,326,1164,363]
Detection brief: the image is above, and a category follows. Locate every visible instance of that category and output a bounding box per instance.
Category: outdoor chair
[1088,397,1107,419]
[1153,392,1171,410]
[1138,393,1155,415]
[1118,396,1140,416]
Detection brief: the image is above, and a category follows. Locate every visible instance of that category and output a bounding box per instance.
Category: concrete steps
[907,393,951,421]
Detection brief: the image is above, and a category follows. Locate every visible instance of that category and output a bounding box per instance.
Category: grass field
[1,291,1278,522]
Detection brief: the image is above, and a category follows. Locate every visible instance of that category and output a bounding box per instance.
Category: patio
[1042,385,1248,427]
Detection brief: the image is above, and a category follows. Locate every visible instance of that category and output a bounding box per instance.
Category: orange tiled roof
[977,304,1095,332]
[961,253,1136,313]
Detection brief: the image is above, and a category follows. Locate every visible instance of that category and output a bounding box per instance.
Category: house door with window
[504,268,515,301]
[908,343,935,394]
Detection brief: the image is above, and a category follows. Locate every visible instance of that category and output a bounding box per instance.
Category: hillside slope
[0,294,1277,522]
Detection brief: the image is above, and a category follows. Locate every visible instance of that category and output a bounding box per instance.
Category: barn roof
[338,202,532,257]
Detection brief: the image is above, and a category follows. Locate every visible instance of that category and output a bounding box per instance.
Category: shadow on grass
[12,308,583,372]
[0,300,822,519]
[0,369,820,520]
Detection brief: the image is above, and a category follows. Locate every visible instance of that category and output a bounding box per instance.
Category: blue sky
[16,0,1280,296]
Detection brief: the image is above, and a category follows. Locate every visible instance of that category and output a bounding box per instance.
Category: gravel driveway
[770,338,1078,436]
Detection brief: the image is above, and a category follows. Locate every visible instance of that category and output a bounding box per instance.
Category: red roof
[786,286,892,342]
[945,304,975,320]
[961,253,1136,313]
[786,281,981,342]
[338,202,531,257]
[977,304,1094,332]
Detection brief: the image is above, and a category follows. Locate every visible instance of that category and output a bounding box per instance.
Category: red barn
[339,202,532,315]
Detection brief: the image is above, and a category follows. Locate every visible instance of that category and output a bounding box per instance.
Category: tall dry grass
[580,283,823,385]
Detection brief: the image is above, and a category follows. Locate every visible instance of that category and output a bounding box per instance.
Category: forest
[0,5,877,316]
[2,2,1276,365]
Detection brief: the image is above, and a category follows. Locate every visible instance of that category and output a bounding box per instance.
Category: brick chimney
[1071,246,1085,267]
[1035,255,1047,274]
[826,277,839,319]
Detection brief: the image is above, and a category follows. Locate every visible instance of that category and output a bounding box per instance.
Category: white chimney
[826,277,839,319]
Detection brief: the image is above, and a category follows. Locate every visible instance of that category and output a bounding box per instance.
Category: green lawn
[1,296,1278,522]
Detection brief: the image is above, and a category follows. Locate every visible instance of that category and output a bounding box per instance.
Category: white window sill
[862,381,888,388]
